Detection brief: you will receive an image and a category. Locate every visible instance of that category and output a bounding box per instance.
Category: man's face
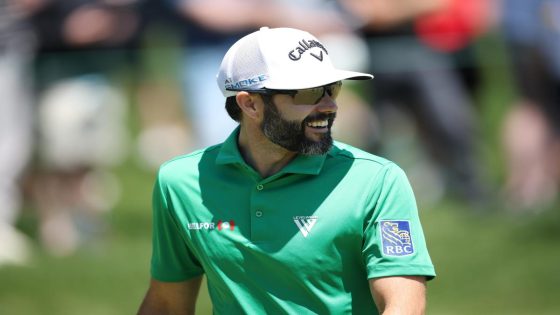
[260,95,337,155]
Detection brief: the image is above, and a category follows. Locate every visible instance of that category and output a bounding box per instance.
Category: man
[0,0,39,266]
[500,0,560,211]
[138,27,435,315]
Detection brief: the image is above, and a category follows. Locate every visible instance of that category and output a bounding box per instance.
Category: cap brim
[263,69,373,91]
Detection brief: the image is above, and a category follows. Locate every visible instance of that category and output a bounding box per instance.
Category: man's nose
[316,95,338,113]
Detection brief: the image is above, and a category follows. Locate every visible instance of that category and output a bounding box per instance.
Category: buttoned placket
[248,173,288,243]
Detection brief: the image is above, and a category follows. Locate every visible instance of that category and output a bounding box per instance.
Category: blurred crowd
[1,0,559,266]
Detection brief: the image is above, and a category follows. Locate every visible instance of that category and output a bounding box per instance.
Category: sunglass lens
[327,82,342,99]
[293,87,324,105]
[292,82,342,105]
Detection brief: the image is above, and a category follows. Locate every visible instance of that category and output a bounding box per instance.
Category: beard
[260,97,336,155]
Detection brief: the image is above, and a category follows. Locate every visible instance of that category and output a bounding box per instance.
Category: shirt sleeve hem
[367,265,436,281]
[151,269,205,282]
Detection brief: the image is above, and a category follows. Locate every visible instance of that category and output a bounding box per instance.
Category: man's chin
[298,136,333,155]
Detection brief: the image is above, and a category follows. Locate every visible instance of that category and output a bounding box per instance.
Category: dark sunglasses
[230,81,342,105]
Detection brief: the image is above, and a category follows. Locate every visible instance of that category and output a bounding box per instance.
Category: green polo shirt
[150,128,435,314]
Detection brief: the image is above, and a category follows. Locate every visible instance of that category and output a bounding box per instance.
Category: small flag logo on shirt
[380,220,414,256]
[293,216,318,238]
[217,220,235,231]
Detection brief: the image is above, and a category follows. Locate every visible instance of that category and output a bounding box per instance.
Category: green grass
[422,203,560,314]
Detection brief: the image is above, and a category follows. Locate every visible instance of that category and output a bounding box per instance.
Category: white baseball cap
[217,27,373,97]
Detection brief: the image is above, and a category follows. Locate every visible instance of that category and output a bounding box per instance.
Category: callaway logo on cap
[217,27,373,97]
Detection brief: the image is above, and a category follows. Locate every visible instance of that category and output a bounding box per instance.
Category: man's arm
[369,276,427,315]
[137,276,202,315]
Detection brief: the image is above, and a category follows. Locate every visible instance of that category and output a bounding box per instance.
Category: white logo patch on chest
[293,216,318,238]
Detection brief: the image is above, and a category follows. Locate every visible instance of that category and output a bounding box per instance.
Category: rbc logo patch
[380,220,414,256]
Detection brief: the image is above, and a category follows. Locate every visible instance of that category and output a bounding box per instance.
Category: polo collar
[216,127,327,176]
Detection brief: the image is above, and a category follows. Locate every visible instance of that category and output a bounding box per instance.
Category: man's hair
[225,96,242,122]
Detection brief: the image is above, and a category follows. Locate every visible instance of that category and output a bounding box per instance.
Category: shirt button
[255,210,263,217]
[256,184,264,191]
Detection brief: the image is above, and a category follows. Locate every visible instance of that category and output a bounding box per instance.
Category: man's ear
[236,92,262,120]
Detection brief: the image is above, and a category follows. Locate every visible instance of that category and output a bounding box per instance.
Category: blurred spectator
[0,0,42,266]
[166,0,377,153]
[500,0,560,212]
[128,0,197,170]
[28,0,144,255]
[344,0,492,204]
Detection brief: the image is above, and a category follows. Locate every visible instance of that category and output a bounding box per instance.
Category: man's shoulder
[158,144,222,177]
[328,142,409,187]
[329,141,394,168]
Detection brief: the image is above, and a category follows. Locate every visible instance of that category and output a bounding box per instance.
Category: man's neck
[237,125,298,178]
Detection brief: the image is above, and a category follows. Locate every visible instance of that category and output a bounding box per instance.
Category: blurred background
[1,0,560,314]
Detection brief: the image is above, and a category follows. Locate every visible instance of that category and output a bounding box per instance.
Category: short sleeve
[362,163,436,280]
[150,170,205,281]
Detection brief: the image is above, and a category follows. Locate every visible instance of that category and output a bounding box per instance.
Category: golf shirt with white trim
[150,128,436,315]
